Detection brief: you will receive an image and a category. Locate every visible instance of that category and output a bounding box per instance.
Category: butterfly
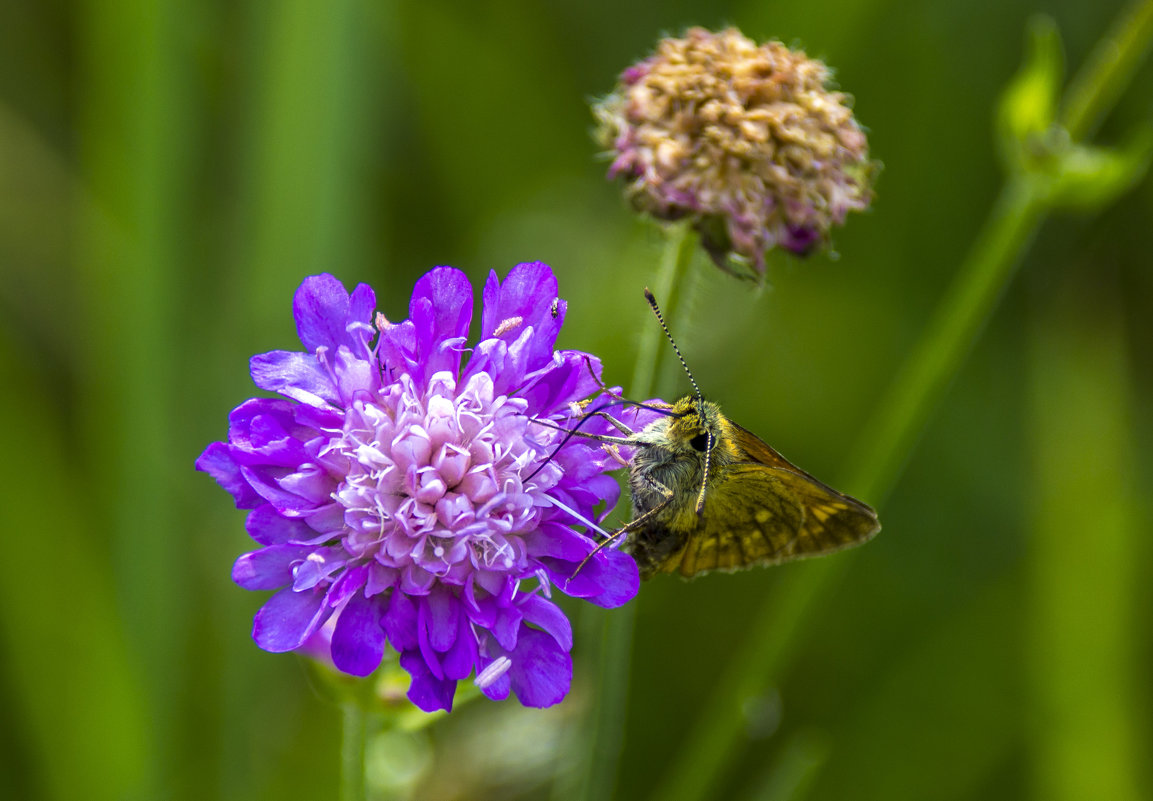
[590,290,880,579]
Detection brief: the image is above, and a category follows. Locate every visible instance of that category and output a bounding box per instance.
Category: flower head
[197,264,640,712]
[595,27,877,277]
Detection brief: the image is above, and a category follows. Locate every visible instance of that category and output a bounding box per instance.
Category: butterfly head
[658,396,742,463]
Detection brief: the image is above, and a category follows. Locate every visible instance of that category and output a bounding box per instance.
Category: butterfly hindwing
[670,464,879,578]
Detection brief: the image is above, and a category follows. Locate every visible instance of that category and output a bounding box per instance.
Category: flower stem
[631,222,695,398]
[1059,0,1153,141]
[843,175,1044,504]
[648,4,1153,800]
[340,701,368,801]
[566,222,696,801]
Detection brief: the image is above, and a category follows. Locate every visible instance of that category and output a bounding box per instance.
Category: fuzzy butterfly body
[624,396,880,579]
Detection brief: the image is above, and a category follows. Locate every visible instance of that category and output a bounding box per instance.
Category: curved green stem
[648,4,1153,799]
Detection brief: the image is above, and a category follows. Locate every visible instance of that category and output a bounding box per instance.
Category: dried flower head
[196,265,640,712]
[594,27,877,277]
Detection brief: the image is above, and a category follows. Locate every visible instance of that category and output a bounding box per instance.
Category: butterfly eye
[689,433,709,452]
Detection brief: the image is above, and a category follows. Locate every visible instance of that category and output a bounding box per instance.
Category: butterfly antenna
[644,288,702,406]
[645,288,711,515]
[696,436,712,516]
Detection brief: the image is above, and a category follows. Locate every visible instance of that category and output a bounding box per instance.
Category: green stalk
[649,4,1153,799]
[631,222,695,398]
[1060,0,1153,140]
[564,222,696,801]
[1026,280,1144,801]
[844,176,1043,503]
[341,702,369,801]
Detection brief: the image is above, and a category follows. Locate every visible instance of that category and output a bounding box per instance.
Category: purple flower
[197,264,640,711]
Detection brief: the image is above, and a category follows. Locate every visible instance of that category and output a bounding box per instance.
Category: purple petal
[331,592,387,676]
[240,465,321,516]
[519,351,604,415]
[253,585,330,652]
[377,319,418,379]
[348,283,377,341]
[462,337,517,395]
[519,595,573,651]
[294,274,369,354]
[325,345,379,401]
[232,544,312,590]
[400,649,457,712]
[548,475,622,519]
[409,267,473,379]
[383,590,419,651]
[442,615,477,681]
[276,463,334,505]
[327,564,369,608]
[422,585,460,652]
[250,351,339,405]
[291,546,346,591]
[550,547,640,609]
[523,522,594,561]
[245,504,313,545]
[410,267,473,342]
[491,604,522,652]
[480,262,563,370]
[416,600,445,680]
[461,578,499,628]
[196,442,261,508]
[506,626,572,708]
[477,656,511,701]
[226,405,313,469]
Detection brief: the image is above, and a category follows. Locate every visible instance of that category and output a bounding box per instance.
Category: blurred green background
[1,1,1150,799]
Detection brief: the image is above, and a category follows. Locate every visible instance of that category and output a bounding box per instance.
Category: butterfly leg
[604,443,629,468]
[569,495,674,581]
[591,411,636,437]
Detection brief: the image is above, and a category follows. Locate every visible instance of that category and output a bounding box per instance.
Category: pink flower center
[329,371,560,588]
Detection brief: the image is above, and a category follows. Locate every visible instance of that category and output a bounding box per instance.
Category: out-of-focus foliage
[0,1,1149,800]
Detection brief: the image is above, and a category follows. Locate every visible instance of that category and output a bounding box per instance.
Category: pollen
[493,316,525,337]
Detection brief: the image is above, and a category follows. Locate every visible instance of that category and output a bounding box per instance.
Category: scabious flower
[196,264,640,712]
[594,27,878,277]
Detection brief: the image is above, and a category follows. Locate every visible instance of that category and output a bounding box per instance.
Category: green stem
[340,702,368,801]
[567,222,696,801]
[650,4,1153,798]
[1060,0,1153,141]
[631,222,695,398]
[844,175,1044,503]
[652,172,1046,801]
[1026,278,1143,801]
